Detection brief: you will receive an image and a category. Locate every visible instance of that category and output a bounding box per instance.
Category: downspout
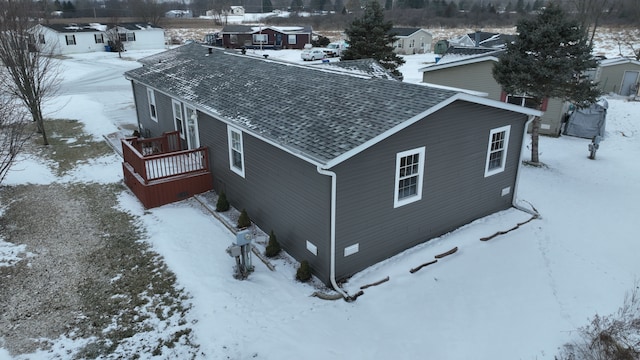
[316,166,349,300]
[512,114,541,218]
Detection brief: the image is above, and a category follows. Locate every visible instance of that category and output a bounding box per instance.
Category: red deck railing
[121,131,213,208]
[121,131,209,183]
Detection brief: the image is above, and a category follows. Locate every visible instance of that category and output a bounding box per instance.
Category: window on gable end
[227,126,245,178]
[394,147,425,208]
[484,125,511,177]
[147,88,157,121]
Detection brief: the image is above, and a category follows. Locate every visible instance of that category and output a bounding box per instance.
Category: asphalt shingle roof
[390,27,422,37]
[125,43,459,165]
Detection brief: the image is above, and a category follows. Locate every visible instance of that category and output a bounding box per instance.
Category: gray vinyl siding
[423,62,565,136]
[131,82,174,138]
[332,100,526,280]
[197,113,333,283]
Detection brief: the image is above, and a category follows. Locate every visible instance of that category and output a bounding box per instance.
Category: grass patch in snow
[32,119,112,176]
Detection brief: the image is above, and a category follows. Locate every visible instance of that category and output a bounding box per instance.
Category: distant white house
[390,28,433,54]
[34,23,165,55]
[165,10,193,18]
[207,6,245,16]
[226,6,245,15]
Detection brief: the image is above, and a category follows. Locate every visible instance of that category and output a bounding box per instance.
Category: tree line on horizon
[28,0,640,29]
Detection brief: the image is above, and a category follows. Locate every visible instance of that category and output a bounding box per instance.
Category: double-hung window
[394,147,425,208]
[147,88,157,121]
[94,34,104,43]
[65,35,76,45]
[172,100,185,139]
[506,94,537,109]
[227,126,245,177]
[288,34,296,45]
[253,34,267,44]
[484,125,511,177]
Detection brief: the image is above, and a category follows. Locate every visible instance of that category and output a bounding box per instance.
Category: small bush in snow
[237,208,251,229]
[558,283,640,360]
[265,230,281,258]
[216,191,229,212]
[296,260,311,282]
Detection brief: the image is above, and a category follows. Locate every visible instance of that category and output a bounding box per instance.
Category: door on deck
[172,100,200,150]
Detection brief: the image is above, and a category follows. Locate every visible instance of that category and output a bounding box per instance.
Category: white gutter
[316,166,349,300]
[512,114,541,218]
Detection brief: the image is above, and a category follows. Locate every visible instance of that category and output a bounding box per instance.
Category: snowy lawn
[1,42,639,359]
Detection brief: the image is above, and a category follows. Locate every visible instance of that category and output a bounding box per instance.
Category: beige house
[594,57,640,96]
[420,50,569,136]
[390,28,433,54]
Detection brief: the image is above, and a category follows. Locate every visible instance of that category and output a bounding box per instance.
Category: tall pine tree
[341,0,405,79]
[492,3,601,165]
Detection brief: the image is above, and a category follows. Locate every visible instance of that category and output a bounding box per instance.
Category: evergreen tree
[265,230,281,257]
[62,1,75,12]
[215,191,229,212]
[310,0,328,11]
[237,209,251,228]
[341,0,405,79]
[295,260,312,282]
[504,1,513,12]
[290,0,304,12]
[262,0,273,12]
[492,3,601,165]
[444,1,458,17]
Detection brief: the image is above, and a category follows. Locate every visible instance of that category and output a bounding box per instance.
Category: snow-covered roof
[420,50,503,72]
[598,57,640,67]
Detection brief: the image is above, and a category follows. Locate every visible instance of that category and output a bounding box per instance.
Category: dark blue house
[124,44,540,291]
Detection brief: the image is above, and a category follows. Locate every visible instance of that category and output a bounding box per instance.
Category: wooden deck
[121,131,213,209]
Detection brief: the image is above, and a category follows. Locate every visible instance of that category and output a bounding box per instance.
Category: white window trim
[253,33,267,44]
[227,125,245,178]
[393,146,425,208]
[65,34,76,45]
[185,105,200,149]
[147,88,158,122]
[484,125,511,177]
[288,34,296,44]
[172,99,186,140]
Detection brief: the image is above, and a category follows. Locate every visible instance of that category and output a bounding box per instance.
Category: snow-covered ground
[1,38,639,359]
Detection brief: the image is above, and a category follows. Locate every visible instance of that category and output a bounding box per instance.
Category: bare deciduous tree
[0,91,32,185]
[567,0,612,47]
[129,0,167,26]
[0,0,60,146]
